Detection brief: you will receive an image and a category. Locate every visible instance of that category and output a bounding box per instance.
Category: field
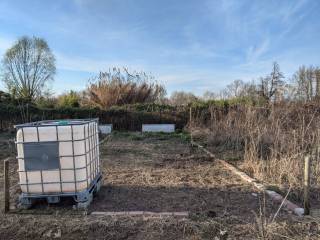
[0,131,319,239]
[190,103,320,210]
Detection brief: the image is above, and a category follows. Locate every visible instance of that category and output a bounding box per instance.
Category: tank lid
[14,118,99,128]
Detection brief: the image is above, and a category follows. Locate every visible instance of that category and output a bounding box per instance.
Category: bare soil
[191,128,320,211]
[0,131,319,239]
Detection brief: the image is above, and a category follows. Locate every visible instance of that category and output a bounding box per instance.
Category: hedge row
[0,103,188,131]
[0,99,269,131]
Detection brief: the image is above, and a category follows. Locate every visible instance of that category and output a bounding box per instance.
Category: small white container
[142,124,175,133]
[99,124,112,134]
[15,119,100,194]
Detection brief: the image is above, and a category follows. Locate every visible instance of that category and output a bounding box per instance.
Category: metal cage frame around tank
[15,118,102,207]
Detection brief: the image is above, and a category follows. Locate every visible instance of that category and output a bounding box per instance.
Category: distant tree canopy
[292,65,320,102]
[258,62,285,102]
[0,90,16,104]
[170,91,198,106]
[85,68,166,109]
[1,36,56,102]
[200,62,320,105]
[220,79,256,99]
[57,90,81,108]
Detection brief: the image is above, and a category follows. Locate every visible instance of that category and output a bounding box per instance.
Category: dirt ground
[189,128,320,211]
[0,131,320,239]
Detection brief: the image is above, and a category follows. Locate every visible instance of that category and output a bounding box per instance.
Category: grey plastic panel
[142,124,175,133]
[99,124,112,134]
[24,142,59,171]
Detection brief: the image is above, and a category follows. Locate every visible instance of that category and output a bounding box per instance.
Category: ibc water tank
[15,119,101,207]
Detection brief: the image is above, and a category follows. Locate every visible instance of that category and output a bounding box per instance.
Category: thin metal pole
[87,124,93,183]
[4,159,9,213]
[56,125,63,193]
[21,128,29,194]
[83,125,89,188]
[304,155,311,215]
[71,125,77,193]
[36,126,44,194]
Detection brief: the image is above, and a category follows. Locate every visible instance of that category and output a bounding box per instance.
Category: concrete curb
[191,141,304,217]
[99,135,111,145]
[91,211,189,218]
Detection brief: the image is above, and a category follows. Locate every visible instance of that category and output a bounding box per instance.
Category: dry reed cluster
[191,102,320,193]
[85,69,166,109]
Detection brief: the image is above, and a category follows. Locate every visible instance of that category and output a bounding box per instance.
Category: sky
[0,0,319,96]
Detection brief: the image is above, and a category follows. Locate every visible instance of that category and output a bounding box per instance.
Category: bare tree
[225,79,245,98]
[170,91,198,106]
[219,79,259,101]
[203,90,217,100]
[315,67,320,98]
[259,62,285,102]
[1,36,56,101]
[292,65,317,102]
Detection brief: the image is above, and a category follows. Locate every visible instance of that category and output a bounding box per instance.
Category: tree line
[1,36,320,109]
[171,62,320,105]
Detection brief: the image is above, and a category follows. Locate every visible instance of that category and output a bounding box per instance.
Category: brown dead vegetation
[0,132,320,239]
[85,68,166,109]
[191,102,320,207]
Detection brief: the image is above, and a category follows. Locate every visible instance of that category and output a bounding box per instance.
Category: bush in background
[57,90,81,108]
[0,102,188,131]
[85,68,166,109]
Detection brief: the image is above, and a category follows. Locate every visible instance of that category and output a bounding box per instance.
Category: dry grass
[190,102,320,205]
[0,131,320,239]
[241,104,320,188]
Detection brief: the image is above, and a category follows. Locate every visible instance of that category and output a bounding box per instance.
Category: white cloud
[282,0,308,23]
[157,67,244,94]
[55,52,146,73]
[55,52,111,72]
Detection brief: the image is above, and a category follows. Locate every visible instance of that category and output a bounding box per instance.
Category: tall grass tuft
[190,101,320,197]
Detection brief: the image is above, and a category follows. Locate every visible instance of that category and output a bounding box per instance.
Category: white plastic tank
[15,119,100,194]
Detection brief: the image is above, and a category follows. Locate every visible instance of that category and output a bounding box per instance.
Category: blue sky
[0,0,319,96]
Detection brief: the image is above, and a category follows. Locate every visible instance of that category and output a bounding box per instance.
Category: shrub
[57,91,80,108]
[85,68,166,109]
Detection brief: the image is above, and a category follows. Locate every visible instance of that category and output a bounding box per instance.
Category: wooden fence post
[4,159,9,213]
[189,107,192,127]
[304,155,311,215]
[189,107,193,143]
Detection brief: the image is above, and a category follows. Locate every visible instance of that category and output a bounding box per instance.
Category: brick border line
[191,140,304,216]
[91,211,189,218]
